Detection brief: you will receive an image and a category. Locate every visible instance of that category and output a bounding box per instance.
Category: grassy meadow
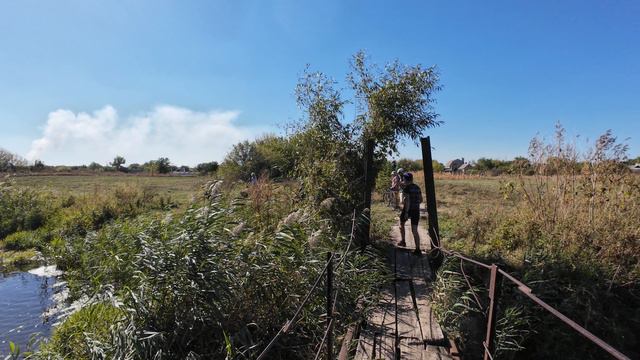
[422,172,638,359]
[11,174,205,205]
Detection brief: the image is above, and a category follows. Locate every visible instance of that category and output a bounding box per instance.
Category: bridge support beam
[484,264,503,360]
[420,137,443,271]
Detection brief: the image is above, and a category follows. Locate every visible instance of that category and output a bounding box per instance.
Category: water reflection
[0,270,60,356]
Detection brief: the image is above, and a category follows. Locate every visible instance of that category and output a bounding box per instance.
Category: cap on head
[397,168,404,174]
[403,172,413,182]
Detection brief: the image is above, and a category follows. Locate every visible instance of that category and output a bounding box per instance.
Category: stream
[0,266,64,357]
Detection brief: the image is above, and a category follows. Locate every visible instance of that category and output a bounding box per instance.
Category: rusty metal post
[484,264,502,360]
[362,139,375,250]
[421,137,443,272]
[326,252,334,360]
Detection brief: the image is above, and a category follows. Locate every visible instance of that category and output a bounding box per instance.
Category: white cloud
[26,105,266,165]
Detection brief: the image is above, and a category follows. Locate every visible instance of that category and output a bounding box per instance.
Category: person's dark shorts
[400,209,420,225]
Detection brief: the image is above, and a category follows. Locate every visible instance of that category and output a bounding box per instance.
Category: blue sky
[1,1,638,165]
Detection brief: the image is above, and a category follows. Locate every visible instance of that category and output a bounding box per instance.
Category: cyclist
[398,172,423,255]
[390,170,401,209]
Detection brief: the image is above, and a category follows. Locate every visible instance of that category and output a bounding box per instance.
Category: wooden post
[421,137,443,273]
[326,252,334,360]
[362,139,375,249]
[483,264,502,360]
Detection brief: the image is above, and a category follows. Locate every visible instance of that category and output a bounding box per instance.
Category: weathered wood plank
[354,220,450,359]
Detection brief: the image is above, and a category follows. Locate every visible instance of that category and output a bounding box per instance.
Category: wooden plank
[355,221,451,360]
[412,278,446,345]
[354,293,396,359]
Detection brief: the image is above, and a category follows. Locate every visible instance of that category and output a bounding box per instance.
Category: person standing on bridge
[398,172,423,255]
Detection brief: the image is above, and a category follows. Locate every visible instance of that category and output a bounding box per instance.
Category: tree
[432,160,444,173]
[31,160,45,171]
[196,162,219,175]
[88,162,103,171]
[110,156,126,171]
[348,50,442,155]
[288,52,442,215]
[143,161,158,175]
[156,157,171,174]
[510,156,532,175]
[397,158,422,171]
[0,148,27,172]
[128,163,143,173]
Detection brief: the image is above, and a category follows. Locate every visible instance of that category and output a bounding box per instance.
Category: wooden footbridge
[354,223,456,360]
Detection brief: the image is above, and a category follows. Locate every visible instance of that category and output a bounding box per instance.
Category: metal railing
[256,210,358,360]
[426,232,631,360]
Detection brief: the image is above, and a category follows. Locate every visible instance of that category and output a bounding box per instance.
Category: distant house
[444,158,473,174]
[458,162,473,174]
[172,166,194,176]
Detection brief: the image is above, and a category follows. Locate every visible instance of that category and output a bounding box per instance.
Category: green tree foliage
[472,157,532,175]
[220,135,296,180]
[288,52,442,219]
[625,155,640,165]
[220,52,442,204]
[0,148,27,172]
[144,157,172,175]
[195,162,218,175]
[432,160,445,172]
[31,160,45,172]
[397,158,423,171]
[127,163,143,173]
[292,68,363,218]
[110,155,126,171]
[156,157,171,174]
[349,50,442,155]
[88,162,103,171]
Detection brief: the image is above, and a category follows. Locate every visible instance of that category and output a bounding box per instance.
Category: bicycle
[382,188,397,209]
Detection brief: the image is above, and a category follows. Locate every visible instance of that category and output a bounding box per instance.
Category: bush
[0,183,51,239]
[2,231,41,251]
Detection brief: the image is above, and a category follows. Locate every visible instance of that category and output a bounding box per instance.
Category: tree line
[0,149,219,175]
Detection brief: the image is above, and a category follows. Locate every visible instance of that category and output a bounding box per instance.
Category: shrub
[0,181,51,238]
[1,231,40,251]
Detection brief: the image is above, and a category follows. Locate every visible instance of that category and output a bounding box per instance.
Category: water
[0,266,63,356]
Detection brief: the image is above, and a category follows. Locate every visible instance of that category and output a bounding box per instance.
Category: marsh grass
[0,177,181,270]
[29,177,388,359]
[430,127,639,359]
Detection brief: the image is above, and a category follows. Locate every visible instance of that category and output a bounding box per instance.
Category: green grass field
[12,174,209,205]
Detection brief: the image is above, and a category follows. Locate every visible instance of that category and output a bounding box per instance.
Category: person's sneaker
[398,241,406,247]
